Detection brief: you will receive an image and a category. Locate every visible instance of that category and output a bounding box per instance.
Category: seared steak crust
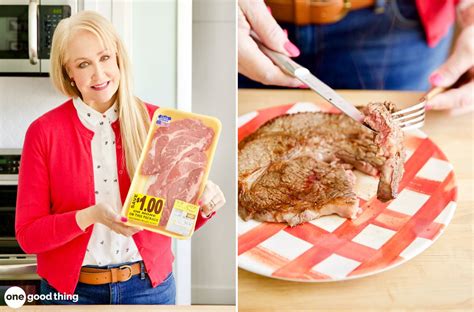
[238,102,405,226]
[239,156,359,226]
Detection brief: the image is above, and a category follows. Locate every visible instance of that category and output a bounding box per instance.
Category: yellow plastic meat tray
[121,107,221,239]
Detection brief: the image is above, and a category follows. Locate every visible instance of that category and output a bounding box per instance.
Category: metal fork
[391,87,445,131]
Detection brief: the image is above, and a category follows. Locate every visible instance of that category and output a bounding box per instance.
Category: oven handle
[0,258,37,280]
[0,255,37,266]
[28,0,39,65]
[0,180,18,186]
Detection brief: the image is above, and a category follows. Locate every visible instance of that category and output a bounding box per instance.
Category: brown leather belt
[266,0,377,25]
[78,262,143,285]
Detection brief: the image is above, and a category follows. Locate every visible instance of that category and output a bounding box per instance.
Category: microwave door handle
[28,0,39,65]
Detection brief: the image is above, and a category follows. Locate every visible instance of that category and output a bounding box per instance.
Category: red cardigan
[416,0,460,47]
[15,99,212,294]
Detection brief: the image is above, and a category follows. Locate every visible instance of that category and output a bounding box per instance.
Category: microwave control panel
[39,6,72,59]
[0,155,21,175]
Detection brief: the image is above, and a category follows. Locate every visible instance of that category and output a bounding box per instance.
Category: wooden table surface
[19,305,235,311]
[238,89,473,311]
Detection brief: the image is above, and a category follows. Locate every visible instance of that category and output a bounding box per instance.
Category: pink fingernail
[284,41,300,57]
[198,200,203,206]
[429,73,444,86]
[120,216,128,222]
[266,5,272,14]
[298,83,309,89]
[283,29,288,37]
[425,99,438,110]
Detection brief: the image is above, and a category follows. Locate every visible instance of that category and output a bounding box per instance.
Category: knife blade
[294,67,366,123]
[254,39,368,125]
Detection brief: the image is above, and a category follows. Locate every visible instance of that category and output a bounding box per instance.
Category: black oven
[0,184,21,254]
[0,150,22,253]
[0,149,39,306]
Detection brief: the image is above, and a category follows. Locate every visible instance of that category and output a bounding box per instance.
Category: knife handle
[257,44,305,76]
[250,33,306,77]
[422,70,473,102]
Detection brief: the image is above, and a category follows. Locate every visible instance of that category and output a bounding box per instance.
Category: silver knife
[255,39,368,126]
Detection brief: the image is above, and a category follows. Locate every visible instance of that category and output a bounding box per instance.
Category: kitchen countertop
[19,306,235,311]
[238,89,473,311]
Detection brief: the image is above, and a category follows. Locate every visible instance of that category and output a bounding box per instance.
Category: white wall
[131,0,177,108]
[0,77,66,148]
[191,0,236,305]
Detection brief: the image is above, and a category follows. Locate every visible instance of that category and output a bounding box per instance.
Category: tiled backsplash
[0,77,66,149]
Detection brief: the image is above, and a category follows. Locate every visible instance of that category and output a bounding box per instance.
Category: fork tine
[391,101,426,117]
[398,115,425,127]
[400,121,425,131]
[395,114,425,126]
[392,101,426,131]
[393,109,425,122]
[399,113,425,130]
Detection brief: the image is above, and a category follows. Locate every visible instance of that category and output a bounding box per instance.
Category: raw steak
[238,102,405,226]
[142,118,214,226]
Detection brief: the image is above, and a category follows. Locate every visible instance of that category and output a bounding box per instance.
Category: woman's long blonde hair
[50,10,150,176]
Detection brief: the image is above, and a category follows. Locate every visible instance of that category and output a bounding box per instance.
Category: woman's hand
[198,180,225,218]
[238,0,302,87]
[76,203,143,237]
[427,25,474,115]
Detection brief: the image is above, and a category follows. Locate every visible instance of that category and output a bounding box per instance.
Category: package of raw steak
[121,107,221,239]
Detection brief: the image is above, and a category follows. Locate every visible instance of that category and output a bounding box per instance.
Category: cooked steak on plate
[363,102,405,201]
[238,102,405,226]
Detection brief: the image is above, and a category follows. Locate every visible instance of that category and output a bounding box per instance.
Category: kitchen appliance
[0,149,38,284]
[0,0,77,75]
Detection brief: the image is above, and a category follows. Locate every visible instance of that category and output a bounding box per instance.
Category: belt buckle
[119,265,133,282]
[308,0,352,24]
[336,0,352,23]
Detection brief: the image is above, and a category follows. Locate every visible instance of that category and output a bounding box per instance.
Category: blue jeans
[239,0,454,90]
[40,262,176,305]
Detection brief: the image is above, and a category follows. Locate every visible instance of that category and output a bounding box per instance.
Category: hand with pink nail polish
[427,25,474,115]
[197,180,226,218]
[238,0,304,87]
[75,202,143,237]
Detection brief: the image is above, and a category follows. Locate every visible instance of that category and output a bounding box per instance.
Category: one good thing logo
[4,286,26,309]
[4,286,79,307]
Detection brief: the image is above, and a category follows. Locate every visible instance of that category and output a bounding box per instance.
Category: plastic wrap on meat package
[121,107,221,239]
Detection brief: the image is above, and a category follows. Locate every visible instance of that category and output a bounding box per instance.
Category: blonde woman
[15,11,225,305]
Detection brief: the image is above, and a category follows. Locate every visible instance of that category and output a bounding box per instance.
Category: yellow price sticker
[127,193,166,226]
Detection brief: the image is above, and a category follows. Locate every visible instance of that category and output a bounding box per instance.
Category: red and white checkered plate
[238,102,457,282]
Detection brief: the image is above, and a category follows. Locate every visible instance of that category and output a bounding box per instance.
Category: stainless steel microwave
[0,0,77,75]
